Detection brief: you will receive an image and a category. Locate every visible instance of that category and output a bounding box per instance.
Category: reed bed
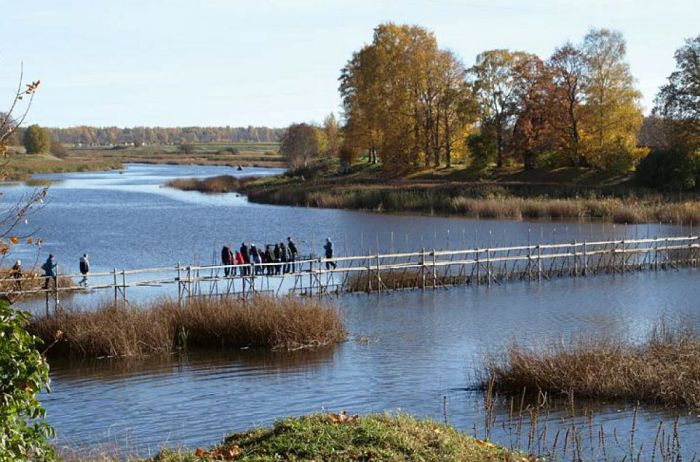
[28,296,346,358]
[484,323,700,410]
[165,175,241,193]
[347,270,469,292]
[239,179,700,225]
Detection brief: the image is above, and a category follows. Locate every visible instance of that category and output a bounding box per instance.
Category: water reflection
[50,347,336,384]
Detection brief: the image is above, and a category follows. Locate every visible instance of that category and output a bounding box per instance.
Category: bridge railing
[3,235,699,312]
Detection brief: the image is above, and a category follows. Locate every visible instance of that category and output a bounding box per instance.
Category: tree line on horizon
[281,23,700,189]
[4,125,285,148]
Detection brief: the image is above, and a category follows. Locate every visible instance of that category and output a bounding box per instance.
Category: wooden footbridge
[4,234,700,314]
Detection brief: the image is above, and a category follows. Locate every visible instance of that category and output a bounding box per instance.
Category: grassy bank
[136,414,524,461]
[28,296,345,358]
[484,323,700,410]
[0,142,284,182]
[1,153,123,181]
[67,143,285,169]
[165,161,700,224]
[244,179,700,225]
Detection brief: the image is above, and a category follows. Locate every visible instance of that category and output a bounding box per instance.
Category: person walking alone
[79,254,90,287]
[42,254,57,290]
[324,238,337,270]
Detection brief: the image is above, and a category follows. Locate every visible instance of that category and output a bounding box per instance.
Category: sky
[1,0,697,128]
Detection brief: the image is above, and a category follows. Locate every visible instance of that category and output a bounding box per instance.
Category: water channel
[2,164,698,458]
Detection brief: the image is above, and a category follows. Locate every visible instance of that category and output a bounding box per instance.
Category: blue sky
[1,0,697,128]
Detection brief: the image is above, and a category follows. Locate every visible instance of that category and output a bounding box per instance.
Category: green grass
[144,414,526,462]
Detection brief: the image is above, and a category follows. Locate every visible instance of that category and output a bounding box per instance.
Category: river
[2,163,698,459]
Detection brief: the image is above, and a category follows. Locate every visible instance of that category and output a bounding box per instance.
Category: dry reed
[28,296,346,358]
[238,178,700,225]
[165,175,240,193]
[0,269,73,298]
[484,323,700,410]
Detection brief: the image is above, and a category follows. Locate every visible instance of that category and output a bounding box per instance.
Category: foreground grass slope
[146,414,527,462]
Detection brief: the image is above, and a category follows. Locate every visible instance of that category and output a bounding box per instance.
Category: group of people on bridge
[220,237,337,276]
[221,237,300,277]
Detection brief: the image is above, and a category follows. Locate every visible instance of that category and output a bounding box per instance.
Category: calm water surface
[2,164,699,458]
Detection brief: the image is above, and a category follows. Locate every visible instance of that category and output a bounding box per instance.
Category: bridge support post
[113,268,118,305]
[421,248,426,291]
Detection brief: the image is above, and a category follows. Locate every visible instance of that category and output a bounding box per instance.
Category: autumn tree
[510,55,558,170]
[280,123,322,169]
[579,29,645,172]
[469,49,535,168]
[340,23,474,174]
[23,124,50,154]
[654,35,700,149]
[548,43,587,167]
[322,113,341,158]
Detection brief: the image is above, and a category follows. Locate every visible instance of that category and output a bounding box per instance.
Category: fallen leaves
[194,446,242,460]
[326,410,359,424]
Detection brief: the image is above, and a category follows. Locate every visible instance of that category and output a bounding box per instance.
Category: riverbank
[167,162,700,224]
[1,142,285,182]
[28,296,345,358]
[67,142,285,169]
[60,414,524,461]
[484,322,700,410]
[1,153,123,181]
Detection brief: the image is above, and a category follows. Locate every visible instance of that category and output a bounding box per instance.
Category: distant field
[0,142,285,181]
[69,142,284,168]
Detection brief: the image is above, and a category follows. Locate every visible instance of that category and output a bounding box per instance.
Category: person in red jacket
[234,250,245,276]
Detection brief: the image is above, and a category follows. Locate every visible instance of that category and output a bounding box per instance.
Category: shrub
[23,124,50,154]
[49,140,68,158]
[0,300,55,461]
[466,132,496,172]
[178,143,196,154]
[635,148,700,190]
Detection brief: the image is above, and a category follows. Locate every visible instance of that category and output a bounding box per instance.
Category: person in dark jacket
[280,242,289,274]
[79,254,90,286]
[287,237,298,273]
[264,245,274,276]
[221,245,233,277]
[273,243,281,275]
[250,245,262,275]
[42,254,57,289]
[10,260,22,291]
[323,238,336,270]
[240,243,250,276]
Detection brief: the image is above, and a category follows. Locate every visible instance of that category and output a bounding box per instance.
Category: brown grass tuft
[484,323,700,410]
[166,175,240,193]
[28,296,346,358]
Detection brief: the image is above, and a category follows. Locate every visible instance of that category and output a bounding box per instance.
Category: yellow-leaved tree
[579,29,647,172]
